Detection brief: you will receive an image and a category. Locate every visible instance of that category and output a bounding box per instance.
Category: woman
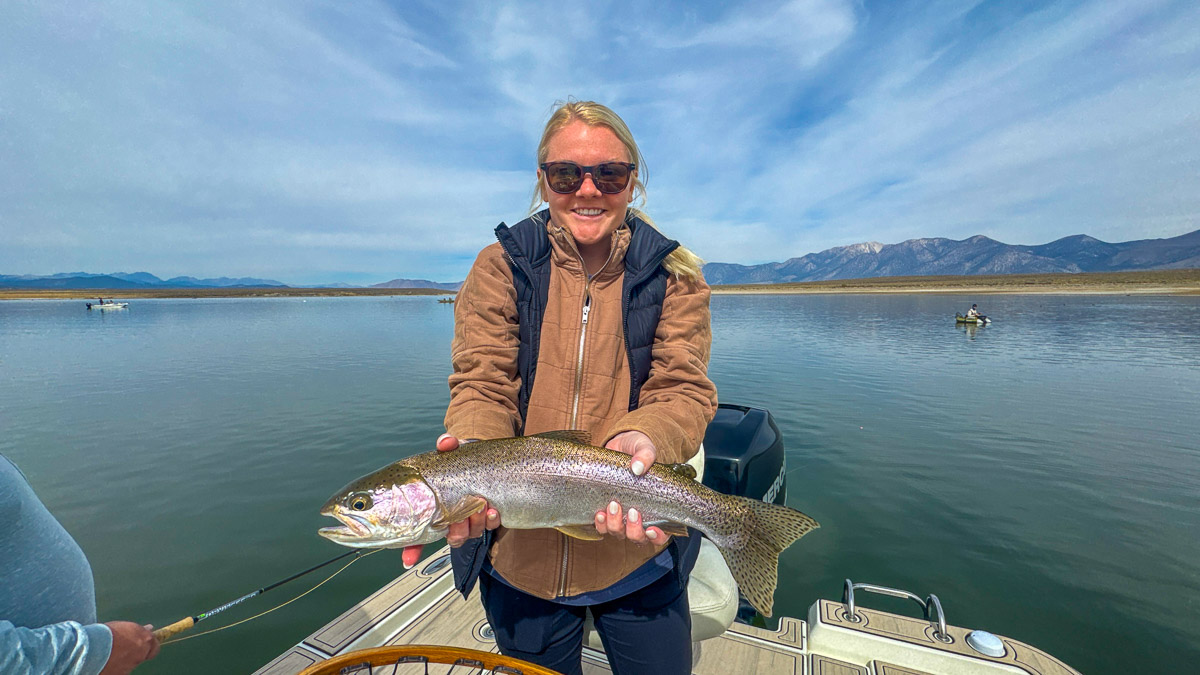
[427,100,718,675]
[1,454,160,675]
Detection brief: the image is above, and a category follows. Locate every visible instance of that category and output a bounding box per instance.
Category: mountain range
[701,228,1200,285]
[371,278,462,291]
[4,229,1196,290]
[0,270,462,290]
[0,271,289,289]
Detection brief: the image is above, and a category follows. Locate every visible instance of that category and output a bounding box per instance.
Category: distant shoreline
[2,270,1198,300]
[0,287,452,300]
[709,269,1200,295]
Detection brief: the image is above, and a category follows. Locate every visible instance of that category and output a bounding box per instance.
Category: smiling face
[539,120,636,269]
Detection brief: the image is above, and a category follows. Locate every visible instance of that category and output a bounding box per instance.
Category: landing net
[296,645,561,675]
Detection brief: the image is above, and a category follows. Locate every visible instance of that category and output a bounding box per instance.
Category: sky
[1,0,1198,286]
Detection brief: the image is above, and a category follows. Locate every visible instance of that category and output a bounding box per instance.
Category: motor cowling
[701,404,786,506]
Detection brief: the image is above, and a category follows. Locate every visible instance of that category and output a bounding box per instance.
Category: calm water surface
[1,294,1197,674]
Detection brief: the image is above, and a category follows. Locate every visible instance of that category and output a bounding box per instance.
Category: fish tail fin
[713,498,819,617]
[745,498,819,552]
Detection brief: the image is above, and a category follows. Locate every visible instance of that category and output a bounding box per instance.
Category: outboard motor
[701,404,786,506]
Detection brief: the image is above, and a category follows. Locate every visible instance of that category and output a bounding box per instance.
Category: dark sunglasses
[539,161,636,194]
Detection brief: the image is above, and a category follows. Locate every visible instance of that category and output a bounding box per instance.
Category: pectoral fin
[554,524,606,541]
[430,495,488,529]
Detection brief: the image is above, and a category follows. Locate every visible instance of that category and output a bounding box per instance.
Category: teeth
[575,209,603,216]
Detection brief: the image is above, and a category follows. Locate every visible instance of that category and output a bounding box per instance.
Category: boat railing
[842,578,949,643]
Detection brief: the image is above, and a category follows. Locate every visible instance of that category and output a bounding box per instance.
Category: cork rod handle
[153,617,194,642]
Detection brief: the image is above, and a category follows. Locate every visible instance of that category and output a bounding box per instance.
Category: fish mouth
[318,507,415,549]
[319,508,374,542]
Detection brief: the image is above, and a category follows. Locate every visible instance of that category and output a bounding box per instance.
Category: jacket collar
[495,209,679,281]
[546,219,630,282]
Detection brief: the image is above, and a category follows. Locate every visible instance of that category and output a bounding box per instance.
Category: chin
[569,220,619,243]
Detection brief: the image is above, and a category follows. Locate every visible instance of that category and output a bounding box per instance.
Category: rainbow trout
[319,431,818,616]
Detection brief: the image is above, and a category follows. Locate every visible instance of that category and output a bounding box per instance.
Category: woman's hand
[401,434,501,568]
[596,431,664,544]
[593,499,664,544]
[605,430,657,476]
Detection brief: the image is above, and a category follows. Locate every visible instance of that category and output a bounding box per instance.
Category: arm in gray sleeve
[0,620,113,675]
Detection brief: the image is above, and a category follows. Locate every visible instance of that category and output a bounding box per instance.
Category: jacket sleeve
[445,244,523,441]
[0,620,112,675]
[604,272,718,464]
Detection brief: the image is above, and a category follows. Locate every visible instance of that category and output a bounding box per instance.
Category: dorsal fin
[530,430,592,445]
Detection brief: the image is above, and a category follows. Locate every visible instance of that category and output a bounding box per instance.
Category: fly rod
[153,549,361,642]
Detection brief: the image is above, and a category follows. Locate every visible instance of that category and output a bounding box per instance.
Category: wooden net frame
[296,645,563,675]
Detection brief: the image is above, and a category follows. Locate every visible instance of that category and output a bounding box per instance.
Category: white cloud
[670,0,858,68]
[714,0,1200,257]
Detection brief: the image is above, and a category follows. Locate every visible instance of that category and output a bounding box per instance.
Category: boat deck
[255,547,1079,675]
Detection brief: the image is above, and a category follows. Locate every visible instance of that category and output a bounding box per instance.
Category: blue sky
[2,0,1197,285]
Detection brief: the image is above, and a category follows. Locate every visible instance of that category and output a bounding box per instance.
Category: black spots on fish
[744,499,819,552]
[718,532,781,617]
[530,430,593,445]
[384,464,425,486]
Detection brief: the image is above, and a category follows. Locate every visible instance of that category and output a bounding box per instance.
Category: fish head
[319,463,444,549]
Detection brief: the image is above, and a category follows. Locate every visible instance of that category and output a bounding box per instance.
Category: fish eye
[349,493,373,511]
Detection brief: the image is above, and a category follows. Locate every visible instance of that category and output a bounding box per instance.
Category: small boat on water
[256,403,1080,675]
[86,301,129,310]
[437,297,455,304]
[955,313,990,324]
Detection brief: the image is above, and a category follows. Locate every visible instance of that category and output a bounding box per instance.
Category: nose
[576,172,602,196]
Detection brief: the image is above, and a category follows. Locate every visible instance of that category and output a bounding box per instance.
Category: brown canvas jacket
[445,218,718,599]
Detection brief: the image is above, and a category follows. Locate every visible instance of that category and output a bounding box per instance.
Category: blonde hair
[529,99,704,281]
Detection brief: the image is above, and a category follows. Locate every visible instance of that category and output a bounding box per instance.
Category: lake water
[1,293,1198,674]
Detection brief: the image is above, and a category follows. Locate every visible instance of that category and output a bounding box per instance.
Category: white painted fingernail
[631,460,645,476]
[629,508,639,522]
[647,529,658,540]
[597,513,606,524]
[609,501,619,515]
[488,511,497,520]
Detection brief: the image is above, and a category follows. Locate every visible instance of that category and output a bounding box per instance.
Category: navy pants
[479,568,693,675]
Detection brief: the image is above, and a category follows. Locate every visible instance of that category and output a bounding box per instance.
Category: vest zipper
[569,292,591,429]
